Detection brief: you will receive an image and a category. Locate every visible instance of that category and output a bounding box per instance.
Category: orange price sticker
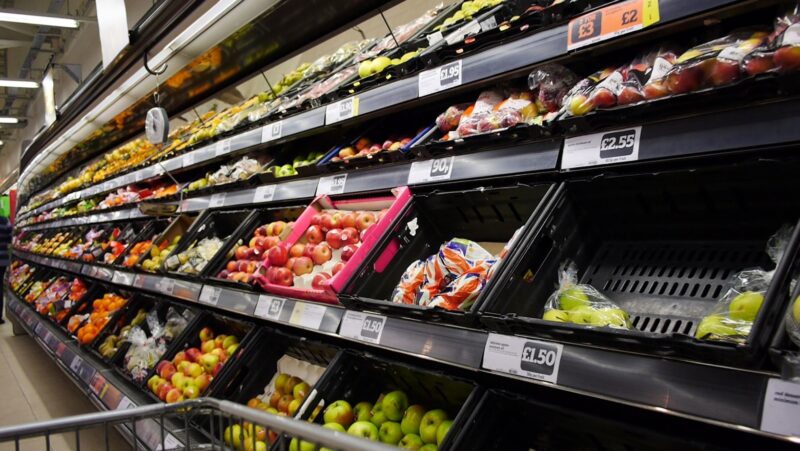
[567,0,659,50]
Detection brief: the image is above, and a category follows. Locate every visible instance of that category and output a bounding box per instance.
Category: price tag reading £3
[567,0,660,51]
[418,60,462,97]
[483,333,563,383]
[339,311,386,344]
[253,184,276,203]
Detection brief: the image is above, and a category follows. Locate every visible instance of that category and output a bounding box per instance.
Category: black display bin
[18,268,55,303]
[133,213,201,274]
[769,259,800,368]
[480,162,800,367]
[88,219,151,267]
[341,184,556,326]
[114,218,172,269]
[142,311,259,401]
[72,284,136,348]
[51,277,93,330]
[292,349,482,451]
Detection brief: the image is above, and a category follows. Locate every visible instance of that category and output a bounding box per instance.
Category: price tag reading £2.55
[482,333,563,383]
[408,156,455,184]
[562,126,642,170]
[418,60,462,97]
[339,311,386,344]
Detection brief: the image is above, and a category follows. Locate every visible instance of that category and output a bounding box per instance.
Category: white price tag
[215,139,232,157]
[445,19,481,45]
[316,174,347,196]
[426,31,444,45]
[261,121,283,143]
[253,185,276,203]
[482,333,563,383]
[209,193,227,208]
[479,15,497,32]
[157,278,175,296]
[112,271,132,285]
[339,310,386,344]
[116,396,136,410]
[254,295,284,320]
[69,356,83,373]
[761,378,800,436]
[199,285,222,306]
[133,274,145,288]
[408,156,455,184]
[418,60,462,97]
[288,302,326,330]
[562,126,642,170]
[325,97,359,124]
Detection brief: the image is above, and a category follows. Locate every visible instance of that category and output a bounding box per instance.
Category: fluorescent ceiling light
[0,141,4,145]
[0,79,38,88]
[0,117,19,123]
[0,10,79,28]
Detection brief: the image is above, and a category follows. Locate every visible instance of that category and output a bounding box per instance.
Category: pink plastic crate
[253,186,412,303]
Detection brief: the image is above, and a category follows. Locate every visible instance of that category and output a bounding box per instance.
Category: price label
[116,396,136,411]
[254,295,285,320]
[567,0,660,50]
[483,333,563,383]
[183,152,196,168]
[479,15,497,32]
[157,278,175,296]
[289,302,326,330]
[445,19,481,45]
[562,126,642,169]
[325,97,359,124]
[209,193,227,208]
[112,271,133,285]
[215,139,232,157]
[261,121,283,143]
[69,355,84,373]
[408,156,455,184]
[253,185,276,203]
[761,378,800,436]
[426,31,443,45]
[339,311,386,344]
[316,174,347,196]
[199,285,221,306]
[418,60,462,97]
[133,274,145,288]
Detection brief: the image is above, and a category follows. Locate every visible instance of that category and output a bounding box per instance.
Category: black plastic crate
[142,311,258,401]
[115,218,171,269]
[70,284,135,348]
[134,213,201,274]
[88,220,151,267]
[769,255,800,367]
[291,349,481,450]
[50,276,92,329]
[162,209,252,280]
[481,163,800,367]
[341,184,556,325]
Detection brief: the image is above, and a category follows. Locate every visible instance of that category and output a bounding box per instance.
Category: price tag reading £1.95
[418,60,462,97]
[482,333,563,384]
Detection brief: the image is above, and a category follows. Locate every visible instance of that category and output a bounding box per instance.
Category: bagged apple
[743,4,800,75]
[697,225,793,342]
[527,64,579,113]
[435,104,470,133]
[560,67,619,117]
[453,90,505,138]
[542,261,631,329]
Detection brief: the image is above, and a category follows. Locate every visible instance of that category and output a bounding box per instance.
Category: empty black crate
[295,349,481,451]
[341,184,556,325]
[481,163,800,366]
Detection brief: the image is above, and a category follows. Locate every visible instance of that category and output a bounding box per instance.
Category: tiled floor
[0,315,128,451]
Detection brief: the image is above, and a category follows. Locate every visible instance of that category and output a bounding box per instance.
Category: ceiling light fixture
[0,10,79,28]
[0,79,38,88]
[0,117,20,124]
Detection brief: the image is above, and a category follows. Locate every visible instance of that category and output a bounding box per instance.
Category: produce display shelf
[11,252,796,440]
[4,292,189,450]
[17,0,747,221]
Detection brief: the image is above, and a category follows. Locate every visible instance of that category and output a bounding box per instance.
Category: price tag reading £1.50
[418,60,462,97]
[339,311,387,344]
[482,333,563,383]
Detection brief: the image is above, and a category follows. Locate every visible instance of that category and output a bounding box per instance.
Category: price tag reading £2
[482,333,563,383]
[339,311,386,344]
[418,60,462,97]
[408,156,455,184]
[562,126,642,170]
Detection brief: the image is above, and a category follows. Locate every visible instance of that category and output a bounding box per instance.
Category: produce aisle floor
[0,319,127,450]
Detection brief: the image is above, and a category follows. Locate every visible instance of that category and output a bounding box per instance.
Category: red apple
[311,243,332,265]
[341,227,360,245]
[590,88,616,108]
[745,55,775,75]
[321,213,341,231]
[311,214,323,226]
[213,362,224,377]
[317,214,331,232]
[218,269,230,279]
[157,382,174,401]
[368,144,382,154]
[234,245,250,260]
[255,225,269,237]
[775,46,800,71]
[173,351,188,366]
[342,213,356,228]
[263,236,281,250]
[332,262,345,276]
[285,257,296,270]
[236,260,248,272]
[268,246,288,267]
[340,245,357,262]
[266,266,279,283]
[292,257,313,276]
[617,86,644,105]
[708,60,740,86]
[158,362,177,380]
[326,229,343,249]
[277,395,293,413]
[201,340,216,354]
[355,212,376,231]
[199,326,214,342]
[666,65,704,94]
[303,244,316,259]
[252,237,268,253]
[249,237,259,249]
[305,225,323,244]
[185,348,202,363]
[274,267,294,286]
[267,221,286,237]
[210,347,228,363]
[226,261,237,272]
[290,243,305,258]
[312,272,331,289]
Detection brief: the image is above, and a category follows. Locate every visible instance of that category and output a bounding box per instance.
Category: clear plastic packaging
[542,261,631,329]
[743,4,800,75]
[528,64,579,113]
[561,67,618,117]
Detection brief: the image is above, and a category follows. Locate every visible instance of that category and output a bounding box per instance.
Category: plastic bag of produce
[527,64,579,113]
[561,67,619,117]
[435,104,470,133]
[453,90,505,138]
[542,261,631,329]
[697,225,793,342]
[743,4,800,75]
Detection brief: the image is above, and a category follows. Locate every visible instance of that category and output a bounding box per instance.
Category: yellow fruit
[370,56,392,75]
[542,309,569,322]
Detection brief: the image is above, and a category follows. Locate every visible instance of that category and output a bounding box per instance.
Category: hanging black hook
[143,50,168,76]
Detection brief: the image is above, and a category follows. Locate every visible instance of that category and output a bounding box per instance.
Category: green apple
[793,295,800,323]
[435,420,453,445]
[419,409,448,444]
[289,438,317,451]
[358,61,373,78]
[420,444,438,451]
[729,291,764,321]
[323,422,346,433]
[401,404,426,435]
[370,409,388,427]
[542,309,569,322]
[353,401,372,422]
[379,421,404,444]
[370,56,392,74]
[347,421,379,440]
[559,287,590,310]
[323,400,354,428]
[695,315,738,339]
[399,433,425,450]
[224,424,243,449]
[591,308,629,328]
[567,306,595,324]
[382,390,409,421]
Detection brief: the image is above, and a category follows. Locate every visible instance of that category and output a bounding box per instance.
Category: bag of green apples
[542,261,631,329]
[696,225,793,342]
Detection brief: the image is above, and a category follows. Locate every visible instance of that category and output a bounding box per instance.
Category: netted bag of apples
[696,225,793,343]
[542,261,631,329]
